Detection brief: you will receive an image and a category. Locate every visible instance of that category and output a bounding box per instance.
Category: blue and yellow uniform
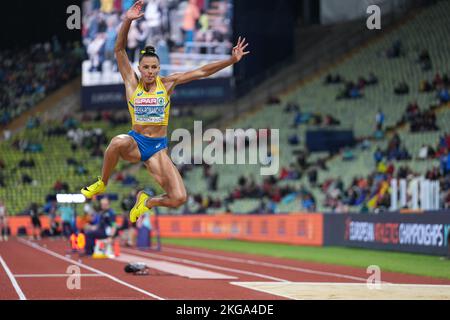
[128,76,171,126]
[127,76,170,162]
[81,76,170,203]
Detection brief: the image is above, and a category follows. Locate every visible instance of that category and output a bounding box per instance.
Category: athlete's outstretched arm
[162,37,250,91]
[115,0,144,94]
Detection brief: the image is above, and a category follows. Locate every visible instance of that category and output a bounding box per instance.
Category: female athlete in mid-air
[81,0,249,222]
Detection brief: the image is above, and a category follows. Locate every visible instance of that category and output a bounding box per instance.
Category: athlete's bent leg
[129,149,187,222]
[143,150,187,208]
[101,135,141,185]
[82,134,141,199]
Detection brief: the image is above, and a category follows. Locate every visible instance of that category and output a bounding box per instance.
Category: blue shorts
[127,130,168,162]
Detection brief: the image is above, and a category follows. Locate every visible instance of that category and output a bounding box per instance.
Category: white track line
[231,282,298,300]
[162,246,372,282]
[17,238,164,300]
[14,274,105,278]
[122,248,290,282]
[0,255,27,300]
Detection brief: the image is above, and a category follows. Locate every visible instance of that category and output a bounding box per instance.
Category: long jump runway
[1,238,449,300]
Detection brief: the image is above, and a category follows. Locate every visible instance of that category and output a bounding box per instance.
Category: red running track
[1,237,449,300]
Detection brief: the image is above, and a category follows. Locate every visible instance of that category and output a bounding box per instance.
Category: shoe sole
[81,187,105,199]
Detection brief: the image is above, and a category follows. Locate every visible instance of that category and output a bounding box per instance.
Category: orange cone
[114,239,120,257]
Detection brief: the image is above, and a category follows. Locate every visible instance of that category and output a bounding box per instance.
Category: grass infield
[161,238,450,280]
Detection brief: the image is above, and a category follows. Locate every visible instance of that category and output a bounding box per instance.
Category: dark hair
[139,46,160,63]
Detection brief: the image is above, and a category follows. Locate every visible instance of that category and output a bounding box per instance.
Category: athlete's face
[138,56,160,84]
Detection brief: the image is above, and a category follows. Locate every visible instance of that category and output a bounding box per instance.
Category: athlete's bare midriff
[132,123,168,138]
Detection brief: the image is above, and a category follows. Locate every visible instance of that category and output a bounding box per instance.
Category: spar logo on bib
[135,97,158,106]
[134,97,165,107]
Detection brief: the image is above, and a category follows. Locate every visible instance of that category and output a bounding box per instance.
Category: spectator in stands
[122,174,138,186]
[18,158,35,168]
[438,87,449,103]
[75,164,89,176]
[53,179,69,193]
[433,73,444,88]
[394,81,409,95]
[374,147,383,164]
[288,134,299,145]
[87,32,106,72]
[104,15,118,67]
[336,81,362,100]
[126,21,141,63]
[403,100,420,122]
[0,199,8,241]
[301,193,316,212]
[307,168,318,186]
[26,115,41,129]
[324,73,343,84]
[418,49,432,71]
[182,0,200,53]
[349,82,362,98]
[418,145,429,160]
[419,79,433,92]
[375,109,384,131]
[284,101,300,113]
[342,148,355,161]
[22,173,33,185]
[440,149,450,175]
[323,114,340,126]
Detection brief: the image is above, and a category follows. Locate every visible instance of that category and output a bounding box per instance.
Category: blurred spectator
[182,0,200,53]
[0,199,8,241]
[394,81,409,95]
[342,148,355,161]
[58,204,75,238]
[418,49,432,71]
[84,199,116,255]
[438,87,449,103]
[284,101,300,113]
[100,197,116,223]
[324,73,343,84]
[29,203,42,240]
[419,79,433,92]
[374,147,384,164]
[375,109,384,131]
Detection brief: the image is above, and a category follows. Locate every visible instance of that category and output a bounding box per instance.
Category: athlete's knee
[170,190,187,208]
[109,135,129,152]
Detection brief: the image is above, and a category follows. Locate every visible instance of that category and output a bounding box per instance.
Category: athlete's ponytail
[139,45,160,62]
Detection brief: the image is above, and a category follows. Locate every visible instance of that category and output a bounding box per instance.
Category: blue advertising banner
[323,212,450,256]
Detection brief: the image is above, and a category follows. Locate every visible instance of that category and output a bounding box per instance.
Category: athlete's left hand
[231,36,250,63]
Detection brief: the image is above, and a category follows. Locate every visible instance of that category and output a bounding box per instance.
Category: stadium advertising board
[156,213,324,246]
[323,213,450,255]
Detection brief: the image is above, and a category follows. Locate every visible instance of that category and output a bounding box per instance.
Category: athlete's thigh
[113,134,141,163]
[144,149,185,194]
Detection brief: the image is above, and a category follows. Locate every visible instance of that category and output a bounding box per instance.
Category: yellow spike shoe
[81,177,106,199]
[130,191,152,223]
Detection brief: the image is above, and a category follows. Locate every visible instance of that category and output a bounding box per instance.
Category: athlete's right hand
[126,0,145,21]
